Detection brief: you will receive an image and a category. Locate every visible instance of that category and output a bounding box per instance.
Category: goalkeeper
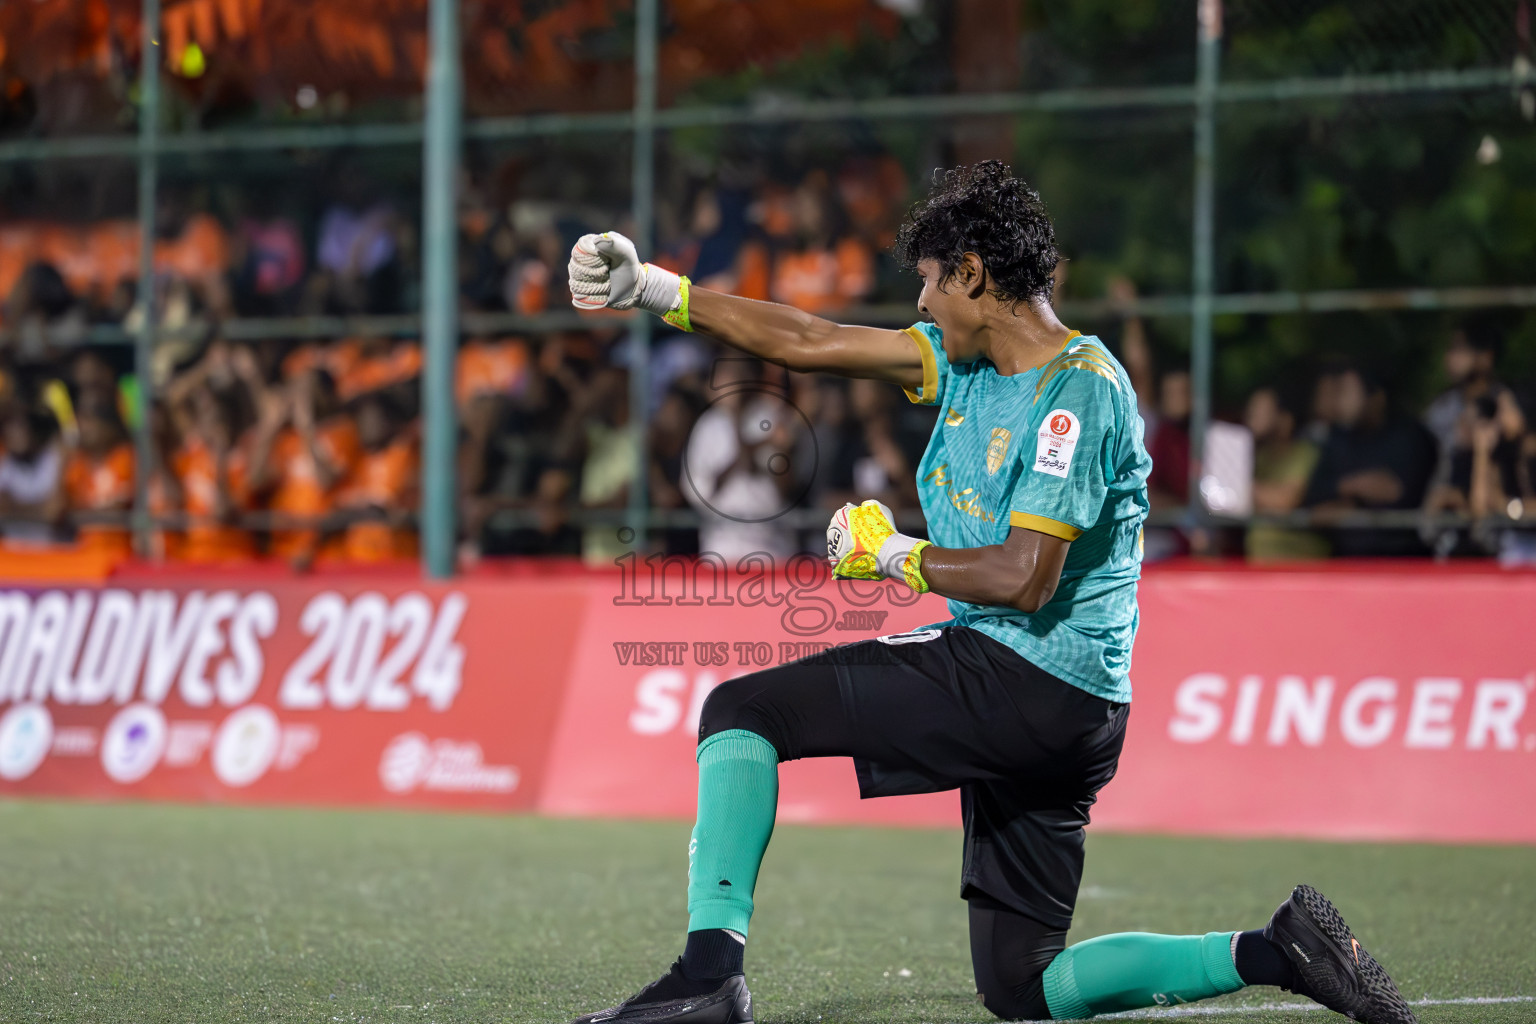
[566,162,1415,1024]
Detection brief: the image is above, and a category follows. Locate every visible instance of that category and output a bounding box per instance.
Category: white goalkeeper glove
[568,231,693,331]
[826,500,932,594]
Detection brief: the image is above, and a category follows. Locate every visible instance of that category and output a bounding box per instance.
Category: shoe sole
[1291,884,1418,1024]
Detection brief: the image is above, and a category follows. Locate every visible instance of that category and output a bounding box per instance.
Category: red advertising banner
[1100,567,1536,844]
[0,577,587,810]
[2,560,1533,844]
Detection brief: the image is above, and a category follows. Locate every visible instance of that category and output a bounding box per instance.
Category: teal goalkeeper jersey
[901,322,1151,703]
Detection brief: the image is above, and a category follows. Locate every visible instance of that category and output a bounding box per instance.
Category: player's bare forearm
[687,287,924,388]
[919,526,1070,614]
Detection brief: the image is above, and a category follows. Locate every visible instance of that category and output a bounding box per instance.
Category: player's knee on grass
[968,890,1066,1021]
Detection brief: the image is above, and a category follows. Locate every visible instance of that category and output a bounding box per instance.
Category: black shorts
[697,625,1129,930]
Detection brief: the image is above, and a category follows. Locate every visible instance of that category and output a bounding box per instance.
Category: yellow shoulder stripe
[1009,511,1084,541]
[901,326,939,406]
[1036,357,1120,401]
[1063,344,1116,371]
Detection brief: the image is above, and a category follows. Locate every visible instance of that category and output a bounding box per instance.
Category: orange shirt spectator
[63,440,134,559]
[265,420,361,560]
[456,338,529,407]
[770,237,873,314]
[338,340,421,401]
[283,337,363,384]
[156,213,231,284]
[247,368,362,563]
[335,395,417,562]
[338,440,419,562]
[174,438,255,563]
[146,468,183,562]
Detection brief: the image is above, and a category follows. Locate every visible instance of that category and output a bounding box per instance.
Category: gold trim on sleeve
[1009,511,1084,541]
[901,325,940,405]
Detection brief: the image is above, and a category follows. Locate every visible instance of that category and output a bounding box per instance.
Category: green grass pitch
[1,800,1531,1023]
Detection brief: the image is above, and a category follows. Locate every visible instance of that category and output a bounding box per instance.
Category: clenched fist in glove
[827,500,932,593]
[568,231,693,332]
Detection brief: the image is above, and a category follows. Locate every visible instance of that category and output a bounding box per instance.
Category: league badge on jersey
[985,427,1011,475]
[1034,409,1080,478]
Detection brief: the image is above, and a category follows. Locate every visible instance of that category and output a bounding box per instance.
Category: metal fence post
[133,0,161,556]
[1189,0,1222,512]
[626,0,659,550]
[421,0,462,579]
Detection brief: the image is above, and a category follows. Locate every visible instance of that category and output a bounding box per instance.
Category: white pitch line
[1084,995,1535,1019]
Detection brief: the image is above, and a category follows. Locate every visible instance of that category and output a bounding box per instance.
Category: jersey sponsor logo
[922,464,994,522]
[1034,408,1081,478]
[985,427,1012,475]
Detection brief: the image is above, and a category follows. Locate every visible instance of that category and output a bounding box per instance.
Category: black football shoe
[1264,884,1418,1024]
[569,959,752,1024]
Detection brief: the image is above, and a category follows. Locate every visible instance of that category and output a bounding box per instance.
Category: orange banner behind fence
[1,561,1532,844]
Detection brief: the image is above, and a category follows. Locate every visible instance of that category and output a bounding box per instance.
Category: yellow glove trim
[662,275,693,332]
[899,539,932,594]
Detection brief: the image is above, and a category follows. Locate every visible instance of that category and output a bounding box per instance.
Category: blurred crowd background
[0,0,1532,568]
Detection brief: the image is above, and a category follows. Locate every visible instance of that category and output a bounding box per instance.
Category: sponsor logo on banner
[378,733,519,794]
[101,704,167,783]
[0,704,52,780]
[212,705,282,787]
[1034,409,1080,477]
[1165,673,1534,750]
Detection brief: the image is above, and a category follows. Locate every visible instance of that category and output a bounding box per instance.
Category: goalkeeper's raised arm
[567,230,925,389]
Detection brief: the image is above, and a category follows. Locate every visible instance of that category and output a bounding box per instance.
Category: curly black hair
[893,160,1060,308]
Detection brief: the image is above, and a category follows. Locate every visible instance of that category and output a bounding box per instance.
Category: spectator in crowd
[845,377,920,513]
[1465,389,1529,522]
[1304,366,1435,556]
[334,393,419,562]
[1146,369,1192,510]
[229,196,307,318]
[171,385,255,564]
[574,368,639,566]
[247,368,360,565]
[648,385,704,555]
[1243,386,1327,561]
[801,377,861,510]
[1107,276,1159,435]
[310,170,404,316]
[683,357,798,562]
[0,405,62,547]
[61,395,134,557]
[498,465,581,557]
[767,171,874,314]
[1423,322,1511,482]
[458,390,510,563]
[1421,323,1526,554]
[2,262,86,366]
[68,349,120,413]
[145,399,184,562]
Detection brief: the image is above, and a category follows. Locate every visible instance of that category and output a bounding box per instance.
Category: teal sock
[686,729,779,937]
[1042,931,1244,1019]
